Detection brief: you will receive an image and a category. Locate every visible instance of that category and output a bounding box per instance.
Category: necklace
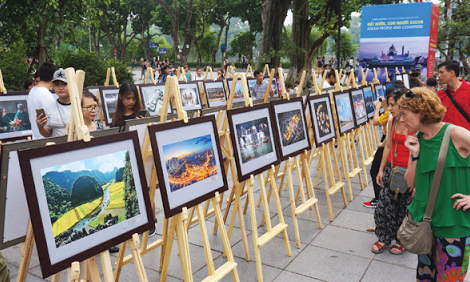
[393,119,402,159]
[56,100,67,127]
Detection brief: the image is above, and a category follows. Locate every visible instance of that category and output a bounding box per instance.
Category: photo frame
[17,131,152,277]
[124,114,177,148]
[350,88,368,126]
[0,91,32,141]
[362,86,375,119]
[226,78,247,104]
[0,129,118,252]
[148,116,228,218]
[333,91,356,135]
[271,97,311,161]
[139,83,173,117]
[227,103,280,181]
[308,94,337,146]
[203,80,227,108]
[178,81,202,111]
[246,77,256,98]
[395,73,403,84]
[402,73,410,89]
[98,87,120,126]
[263,76,279,98]
[201,106,227,132]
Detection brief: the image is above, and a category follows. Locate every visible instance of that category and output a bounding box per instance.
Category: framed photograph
[263,76,279,98]
[395,73,403,84]
[271,97,311,161]
[308,94,336,146]
[17,132,153,277]
[148,116,228,218]
[362,86,375,119]
[0,129,120,251]
[350,88,368,126]
[333,91,356,135]
[203,81,227,108]
[0,92,32,141]
[178,82,202,111]
[226,78,247,104]
[227,103,280,181]
[375,83,385,99]
[402,73,410,89]
[139,84,173,117]
[246,78,256,98]
[201,106,227,132]
[98,87,120,126]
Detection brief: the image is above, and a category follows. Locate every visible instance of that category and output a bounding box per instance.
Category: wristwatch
[411,154,420,161]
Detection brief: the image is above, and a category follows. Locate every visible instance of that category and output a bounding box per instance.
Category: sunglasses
[405,90,417,98]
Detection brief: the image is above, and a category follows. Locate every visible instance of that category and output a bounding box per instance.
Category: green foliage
[123,151,139,219]
[115,167,125,182]
[227,31,257,61]
[70,175,103,208]
[330,32,358,60]
[438,1,470,63]
[0,44,30,91]
[43,177,71,224]
[59,50,106,86]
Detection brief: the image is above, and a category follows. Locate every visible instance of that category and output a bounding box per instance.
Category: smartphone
[138,110,148,117]
[36,108,45,117]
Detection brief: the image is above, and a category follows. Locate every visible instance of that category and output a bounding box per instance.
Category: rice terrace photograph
[162,134,218,192]
[40,150,140,247]
[277,109,306,146]
[235,117,273,163]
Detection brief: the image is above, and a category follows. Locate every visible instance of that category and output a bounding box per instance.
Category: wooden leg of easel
[226,182,250,261]
[66,262,81,282]
[358,128,369,183]
[246,176,264,282]
[17,222,34,282]
[128,234,148,281]
[187,206,196,232]
[113,241,127,280]
[286,158,301,248]
[85,257,101,281]
[302,152,322,229]
[340,136,354,202]
[212,193,240,282]
[196,204,216,275]
[159,218,169,272]
[100,251,114,282]
[320,146,334,222]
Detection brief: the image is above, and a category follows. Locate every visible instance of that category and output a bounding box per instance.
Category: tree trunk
[37,19,48,65]
[288,0,309,83]
[259,0,292,68]
[211,24,225,64]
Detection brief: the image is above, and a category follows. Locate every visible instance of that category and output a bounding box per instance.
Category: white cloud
[56,162,87,173]
[93,151,126,173]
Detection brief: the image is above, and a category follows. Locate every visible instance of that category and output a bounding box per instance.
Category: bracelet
[411,154,420,161]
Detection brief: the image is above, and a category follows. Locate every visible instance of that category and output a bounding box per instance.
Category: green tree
[70,175,103,208]
[0,43,30,91]
[123,151,139,219]
[330,32,358,62]
[227,32,258,62]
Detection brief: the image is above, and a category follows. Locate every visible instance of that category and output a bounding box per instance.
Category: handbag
[389,119,408,199]
[397,124,454,254]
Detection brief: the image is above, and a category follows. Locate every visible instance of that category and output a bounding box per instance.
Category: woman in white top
[36,69,71,137]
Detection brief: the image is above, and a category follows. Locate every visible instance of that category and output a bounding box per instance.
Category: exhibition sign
[359,2,439,82]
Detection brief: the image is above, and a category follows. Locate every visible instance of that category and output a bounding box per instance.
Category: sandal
[371,241,388,254]
[367,226,376,232]
[390,244,405,255]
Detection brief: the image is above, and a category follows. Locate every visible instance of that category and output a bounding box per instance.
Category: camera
[378,97,383,102]
[410,72,420,78]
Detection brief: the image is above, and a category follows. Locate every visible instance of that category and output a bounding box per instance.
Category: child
[112,81,143,128]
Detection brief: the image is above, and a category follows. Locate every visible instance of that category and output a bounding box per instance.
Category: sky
[162,134,213,161]
[41,150,127,175]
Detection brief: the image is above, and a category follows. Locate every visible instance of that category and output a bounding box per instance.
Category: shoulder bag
[444,87,470,125]
[397,124,454,254]
[389,119,408,199]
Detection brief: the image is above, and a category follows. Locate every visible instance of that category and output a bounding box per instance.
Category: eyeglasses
[83,105,100,112]
[405,90,417,98]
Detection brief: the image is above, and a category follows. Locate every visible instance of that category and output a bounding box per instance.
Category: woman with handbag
[371,86,413,255]
[400,87,470,281]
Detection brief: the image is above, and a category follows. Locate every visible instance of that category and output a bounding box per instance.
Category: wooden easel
[246,64,254,77]
[0,69,6,94]
[385,68,391,83]
[263,64,270,76]
[360,68,369,86]
[104,67,119,88]
[220,74,292,281]
[143,67,156,84]
[156,76,239,282]
[296,70,306,96]
[319,70,328,91]
[204,66,215,81]
[262,69,276,103]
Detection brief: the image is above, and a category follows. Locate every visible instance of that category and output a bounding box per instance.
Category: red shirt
[387,118,412,168]
[437,79,470,131]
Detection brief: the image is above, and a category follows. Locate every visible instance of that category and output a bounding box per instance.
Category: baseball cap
[52,69,67,83]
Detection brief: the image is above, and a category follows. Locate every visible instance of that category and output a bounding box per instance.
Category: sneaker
[148,219,158,237]
[363,200,377,208]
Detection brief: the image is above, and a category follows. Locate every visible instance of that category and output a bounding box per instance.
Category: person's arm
[376,120,393,186]
[36,113,52,137]
[404,134,419,189]
[372,100,382,125]
[450,126,470,210]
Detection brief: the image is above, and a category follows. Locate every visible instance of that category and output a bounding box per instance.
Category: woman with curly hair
[401,87,470,281]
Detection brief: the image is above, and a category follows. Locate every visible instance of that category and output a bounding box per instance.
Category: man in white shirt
[27,62,58,139]
[250,70,273,100]
[322,71,336,89]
